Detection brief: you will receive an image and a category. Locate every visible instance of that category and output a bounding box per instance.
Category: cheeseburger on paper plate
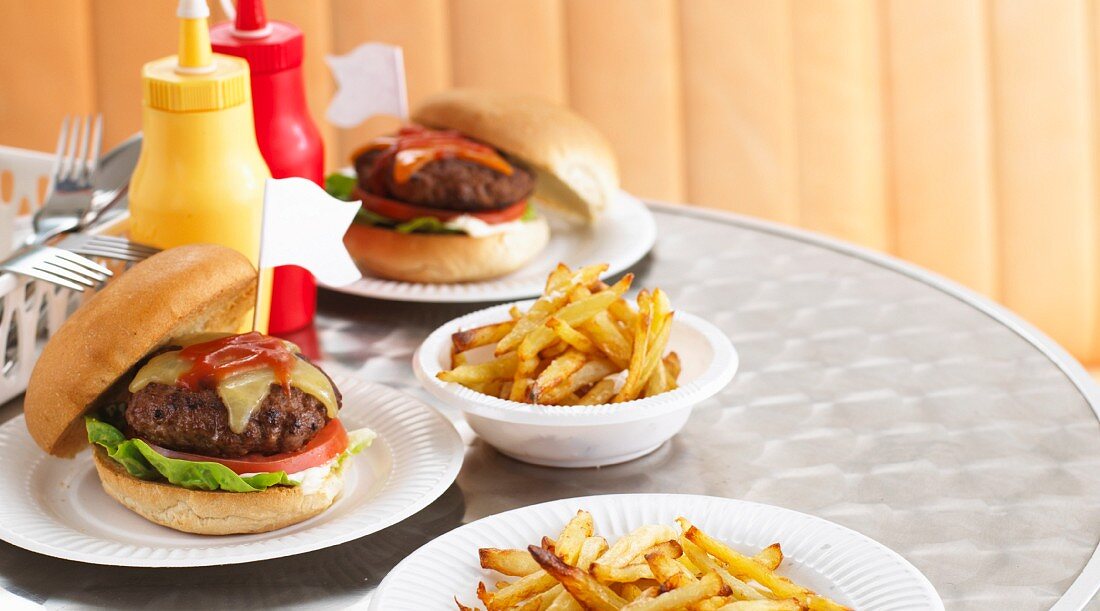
[24,244,374,535]
[330,88,619,284]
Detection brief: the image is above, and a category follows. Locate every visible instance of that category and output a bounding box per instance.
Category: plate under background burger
[330,88,619,284]
[24,244,374,535]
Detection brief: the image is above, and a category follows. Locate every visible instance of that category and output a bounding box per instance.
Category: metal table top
[0,203,1097,610]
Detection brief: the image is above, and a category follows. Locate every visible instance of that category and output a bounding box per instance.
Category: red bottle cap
[210,0,303,74]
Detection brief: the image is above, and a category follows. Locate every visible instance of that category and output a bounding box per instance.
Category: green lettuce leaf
[86,417,377,493]
[325,172,358,201]
[87,417,294,492]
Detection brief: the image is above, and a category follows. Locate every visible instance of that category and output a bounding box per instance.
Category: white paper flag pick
[258,177,362,287]
[326,42,408,128]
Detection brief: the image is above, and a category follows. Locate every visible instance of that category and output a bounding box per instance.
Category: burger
[331,88,620,284]
[23,244,373,535]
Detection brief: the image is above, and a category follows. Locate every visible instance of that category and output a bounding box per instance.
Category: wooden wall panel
[884,0,997,296]
[90,0,176,148]
[7,0,1100,365]
[448,0,566,103]
[990,0,1097,360]
[564,0,683,202]
[791,0,889,251]
[680,0,797,223]
[331,0,451,164]
[0,1,96,150]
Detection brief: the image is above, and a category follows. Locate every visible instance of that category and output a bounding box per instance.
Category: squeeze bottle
[211,0,323,335]
[129,0,272,331]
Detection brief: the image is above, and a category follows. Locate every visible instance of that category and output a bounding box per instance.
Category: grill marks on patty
[126,383,331,458]
[353,144,536,212]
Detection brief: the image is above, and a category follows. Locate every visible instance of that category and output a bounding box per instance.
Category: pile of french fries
[457,511,851,611]
[438,263,680,405]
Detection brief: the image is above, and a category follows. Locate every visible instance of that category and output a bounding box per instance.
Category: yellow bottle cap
[142,0,251,112]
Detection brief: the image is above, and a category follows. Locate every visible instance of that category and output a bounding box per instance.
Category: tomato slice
[145,419,350,476]
[357,189,528,225]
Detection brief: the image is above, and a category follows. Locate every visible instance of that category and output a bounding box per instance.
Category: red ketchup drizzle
[176,332,296,392]
[364,125,513,195]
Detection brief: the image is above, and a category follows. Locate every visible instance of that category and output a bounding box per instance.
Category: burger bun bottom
[343,214,550,284]
[92,447,344,535]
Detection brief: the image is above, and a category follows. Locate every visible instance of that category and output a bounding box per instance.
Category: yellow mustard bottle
[129,0,272,331]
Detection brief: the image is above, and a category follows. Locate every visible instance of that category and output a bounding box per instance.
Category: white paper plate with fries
[414,264,738,467]
[368,493,943,610]
[326,190,656,303]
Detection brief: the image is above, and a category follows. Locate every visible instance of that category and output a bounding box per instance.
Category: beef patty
[354,146,535,212]
[126,383,333,458]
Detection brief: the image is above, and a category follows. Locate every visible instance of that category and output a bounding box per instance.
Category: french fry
[754,544,783,572]
[715,601,802,611]
[509,355,539,402]
[510,305,524,320]
[555,510,595,565]
[530,350,589,404]
[620,572,726,610]
[577,378,618,405]
[540,359,617,404]
[529,546,627,611]
[497,295,570,356]
[591,562,653,583]
[679,538,766,601]
[485,570,559,611]
[453,321,516,353]
[577,536,609,570]
[679,520,850,611]
[479,548,541,577]
[613,290,652,402]
[519,291,619,361]
[644,550,695,586]
[546,589,583,611]
[580,313,632,368]
[455,596,477,611]
[547,317,596,353]
[609,296,638,329]
[663,352,681,381]
[438,352,518,385]
[594,525,678,569]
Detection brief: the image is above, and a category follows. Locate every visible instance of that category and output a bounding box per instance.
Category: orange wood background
[0,0,1097,364]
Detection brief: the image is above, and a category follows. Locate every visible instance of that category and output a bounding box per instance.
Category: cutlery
[1,116,114,290]
[55,233,159,263]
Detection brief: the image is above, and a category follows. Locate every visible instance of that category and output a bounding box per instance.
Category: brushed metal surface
[0,204,1096,609]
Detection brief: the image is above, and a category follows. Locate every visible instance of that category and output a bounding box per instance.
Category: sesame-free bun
[24,244,257,458]
[343,209,550,283]
[413,89,619,223]
[92,446,344,535]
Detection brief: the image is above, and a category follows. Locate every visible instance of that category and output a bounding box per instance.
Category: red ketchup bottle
[211,0,323,335]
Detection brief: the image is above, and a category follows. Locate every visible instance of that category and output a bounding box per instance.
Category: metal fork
[0,246,111,291]
[2,116,114,291]
[55,233,160,262]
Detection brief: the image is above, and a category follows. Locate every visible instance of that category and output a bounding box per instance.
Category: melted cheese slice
[129,350,339,434]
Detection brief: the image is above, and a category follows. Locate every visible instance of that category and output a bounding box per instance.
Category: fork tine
[88,235,159,254]
[16,267,85,292]
[74,115,90,183]
[49,116,69,187]
[52,250,112,279]
[36,261,97,287]
[87,114,104,177]
[61,116,81,183]
[69,247,149,262]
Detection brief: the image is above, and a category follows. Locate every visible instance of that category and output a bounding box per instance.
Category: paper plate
[370,493,943,610]
[0,375,463,567]
[323,190,656,303]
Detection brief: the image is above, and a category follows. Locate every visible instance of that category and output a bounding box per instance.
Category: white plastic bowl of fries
[413,263,738,468]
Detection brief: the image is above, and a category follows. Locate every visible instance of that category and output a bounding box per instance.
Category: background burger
[24,244,373,535]
[329,88,620,284]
